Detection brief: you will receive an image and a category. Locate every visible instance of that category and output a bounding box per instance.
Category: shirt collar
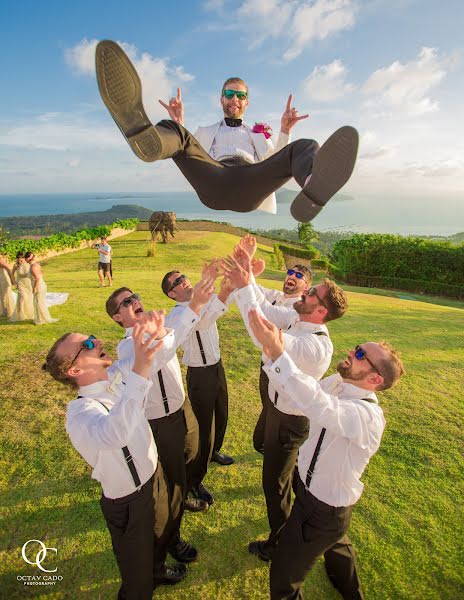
[322,373,378,404]
[294,320,329,334]
[78,379,110,398]
[124,327,133,338]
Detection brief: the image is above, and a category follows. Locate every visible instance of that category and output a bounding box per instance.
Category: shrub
[273,244,285,270]
[331,233,464,298]
[277,243,319,260]
[311,258,329,271]
[0,219,139,260]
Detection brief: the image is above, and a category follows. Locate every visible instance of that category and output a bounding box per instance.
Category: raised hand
[239,234,257,258]
[218,275,235,303]
[221,253,251,290]
[132,322,165,379]
[280,94,309,135]
[190,276,215,314]
[158,87,184,125]
[251,257,265,277]
[248,309,284,361]
[202,259,223,281]
[136,309,166,338]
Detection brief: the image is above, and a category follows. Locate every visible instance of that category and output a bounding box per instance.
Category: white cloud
[0,112,120,151]
[284,0,357,61]
[362,47,449,116]
[303,59,354,101]
[64,38,195,122]
[68,158,80,168]
[64,38,98,75]
[202,0,357,60]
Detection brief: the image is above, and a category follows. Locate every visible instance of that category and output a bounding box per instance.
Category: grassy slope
[0,230,463,600]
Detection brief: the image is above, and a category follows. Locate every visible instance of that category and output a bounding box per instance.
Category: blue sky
[1,0,463,211]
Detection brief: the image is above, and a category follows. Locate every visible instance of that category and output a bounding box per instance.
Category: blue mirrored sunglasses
[71,335,96,365]
[287,269,304,279]
[354,345,382,376]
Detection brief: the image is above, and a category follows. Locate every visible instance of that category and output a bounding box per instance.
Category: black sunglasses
[167,274,186,294]
[70,335,96,365]
[116,293,141,314]
[287,269,305,280]
[307,286,327,308]
[354,345,383,377]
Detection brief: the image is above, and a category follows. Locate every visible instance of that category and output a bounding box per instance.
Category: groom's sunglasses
[222,89,248,100]
[287,269,305,280]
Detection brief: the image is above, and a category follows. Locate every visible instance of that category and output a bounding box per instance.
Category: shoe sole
[95,40,162,162]
[290,126,359,223]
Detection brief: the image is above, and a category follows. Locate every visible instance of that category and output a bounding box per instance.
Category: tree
[298,222,319,245]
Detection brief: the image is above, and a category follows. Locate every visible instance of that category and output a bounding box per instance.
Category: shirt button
[275,367,280,373]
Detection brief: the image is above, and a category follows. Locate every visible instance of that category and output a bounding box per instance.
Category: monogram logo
[21,540,58,573]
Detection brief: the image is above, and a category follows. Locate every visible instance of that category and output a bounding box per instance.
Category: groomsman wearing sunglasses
[222,248,348,563]
[247,309,405,600]
[42,322,181,598]
[237,235,313,455]
[96,40,359,223]
[105,278,214,577]
[161,268,233,507]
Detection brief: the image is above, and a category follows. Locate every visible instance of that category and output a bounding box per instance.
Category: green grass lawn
[1,230,463,599]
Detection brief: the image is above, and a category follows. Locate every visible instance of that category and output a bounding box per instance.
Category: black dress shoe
[191,483,214,505]
[248,540,272,562]
[184,496,209,512]
[290,126,359,223]
[169,539,198,563]
[154,563,187,586]
[95,41,163,163]
[211,451,235,466]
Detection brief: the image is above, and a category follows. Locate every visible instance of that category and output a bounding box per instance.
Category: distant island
[0,204,153,236]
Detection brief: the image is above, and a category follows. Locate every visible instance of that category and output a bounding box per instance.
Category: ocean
[0,191,462,236]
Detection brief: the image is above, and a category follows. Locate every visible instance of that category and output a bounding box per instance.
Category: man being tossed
[248,309,404,600]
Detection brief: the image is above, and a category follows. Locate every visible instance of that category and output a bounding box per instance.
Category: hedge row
[276,243,319,260]
[332,271,464,299]
[0,219,139,260]
[332,234,464,287]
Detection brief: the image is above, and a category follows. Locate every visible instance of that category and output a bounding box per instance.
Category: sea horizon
[0,191,462,236]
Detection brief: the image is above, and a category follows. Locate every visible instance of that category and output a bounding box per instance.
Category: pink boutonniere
[252,122,273,139]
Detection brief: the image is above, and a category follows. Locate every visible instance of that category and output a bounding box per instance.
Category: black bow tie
[224,118,242,128]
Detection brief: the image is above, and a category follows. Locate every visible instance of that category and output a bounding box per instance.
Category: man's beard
[336,360,370,381]
[283,281,303,295]
[293,296,317,315]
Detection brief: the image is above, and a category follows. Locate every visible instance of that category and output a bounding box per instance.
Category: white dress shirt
[265,354,386,507]
[234,284,333,415]
[256,284,300,308]
[210,121,258,162]
[116,306,200,420]
[66,370,157,500]
[165,294,227,368]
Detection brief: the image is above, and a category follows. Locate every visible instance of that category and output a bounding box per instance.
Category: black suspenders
[157,370,170,415]
[79,397,142,489]
[305,397,375,490]
[196,331,207,365]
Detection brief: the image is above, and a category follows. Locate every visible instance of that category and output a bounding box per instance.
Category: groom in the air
[96,40,358,223]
